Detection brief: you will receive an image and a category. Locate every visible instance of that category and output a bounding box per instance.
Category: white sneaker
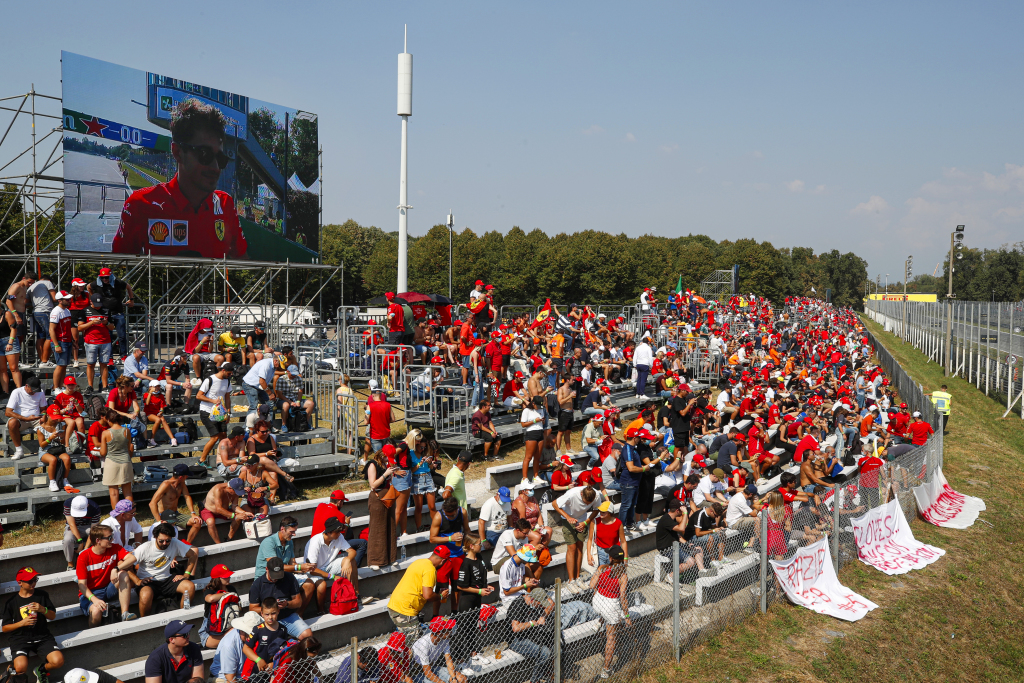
[369,565,380,571]
[11,447,23,460]
[171,438,178,447]
[73,360,80,368]
[531,477,545,487]
[520,478,531,489]
[48,480,59,492]
[148,439,158,448]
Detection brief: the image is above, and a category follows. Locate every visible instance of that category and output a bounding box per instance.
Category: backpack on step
[328,576,359,615]
[204,592,240,640]
[86,394,105,421]
[182,417,199,444]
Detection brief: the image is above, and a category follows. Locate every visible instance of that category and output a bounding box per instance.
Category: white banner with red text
[911,467,986,529]
[769,538,879,622]
[851,498,945,575]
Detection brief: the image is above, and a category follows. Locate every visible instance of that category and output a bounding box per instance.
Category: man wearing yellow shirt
[218,325,246,364]
[387,546,451,646]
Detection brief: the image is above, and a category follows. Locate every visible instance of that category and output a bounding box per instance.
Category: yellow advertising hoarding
[866,293,938,302]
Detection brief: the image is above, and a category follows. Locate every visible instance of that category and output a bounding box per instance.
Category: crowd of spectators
[0,285,944,683]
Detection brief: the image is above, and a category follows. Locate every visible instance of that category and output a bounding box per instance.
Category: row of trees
[897,243,1024,302]
[320,220,870,313]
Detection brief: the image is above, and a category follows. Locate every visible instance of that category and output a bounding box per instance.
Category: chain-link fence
[864,298,1024,418]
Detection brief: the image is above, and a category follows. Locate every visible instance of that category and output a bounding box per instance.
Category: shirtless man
[148,465,203,543]
[6,272,34,345]
[800,452,835,493]
[201,479,253,543]
[441,325,459,365]
[555,374,576,454]
[412,320,430,366]
[216,426,246,479]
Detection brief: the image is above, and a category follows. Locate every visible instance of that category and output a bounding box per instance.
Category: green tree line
[880,243,1024,303]
[319,220,869,314]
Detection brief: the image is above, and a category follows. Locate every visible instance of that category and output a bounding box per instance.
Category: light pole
[396,25,413,293]
[944,225,965,375]
[446,211,454,300]
[903,257,912,338]
[885,274,888,293]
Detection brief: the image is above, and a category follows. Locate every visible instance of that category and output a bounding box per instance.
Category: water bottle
[400,544,407,562]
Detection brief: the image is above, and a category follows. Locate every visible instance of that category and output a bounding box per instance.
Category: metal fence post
[350,636,358,683]
[553,579,562,683]
[759,510,768,613]
[832,487,841,571]
[672,541,681,661]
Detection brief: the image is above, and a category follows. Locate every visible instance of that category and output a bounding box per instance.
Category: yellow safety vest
[931,391,952,415]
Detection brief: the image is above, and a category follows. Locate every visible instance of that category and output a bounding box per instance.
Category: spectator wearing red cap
[87,268,134,358]
[36,405,78,493]
[2,566,62,683]
[313,490,366,567]
[198,564,237,649]
[377,632,415,683]
[384,293,405,346]
[386,546,451,647]
[411,617,465,683]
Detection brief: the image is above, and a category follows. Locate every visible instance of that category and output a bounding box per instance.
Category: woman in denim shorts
[406,429,437,532]
[389,442,415,535]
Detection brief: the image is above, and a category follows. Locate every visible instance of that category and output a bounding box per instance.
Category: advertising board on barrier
[912,467,986,529]
[770,538,879,622]
[851,498,945,575]
[61,51,320,263]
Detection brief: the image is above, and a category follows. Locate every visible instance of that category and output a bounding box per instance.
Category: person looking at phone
[387,546,451,648]
[247,557,313,640]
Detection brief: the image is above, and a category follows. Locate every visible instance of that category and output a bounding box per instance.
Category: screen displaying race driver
[61,51,320,263]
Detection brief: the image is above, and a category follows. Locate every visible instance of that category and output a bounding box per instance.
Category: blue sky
[3,1,1023,284]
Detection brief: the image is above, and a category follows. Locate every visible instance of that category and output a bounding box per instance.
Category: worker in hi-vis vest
[930,384,952,433]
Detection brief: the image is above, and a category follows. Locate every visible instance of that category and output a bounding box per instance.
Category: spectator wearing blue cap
[273,364,315,433]
[144,619,204,683]
[477,487,512,550]
[725,484,763,531]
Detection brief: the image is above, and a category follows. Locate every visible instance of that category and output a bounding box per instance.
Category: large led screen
[61,51,320,262]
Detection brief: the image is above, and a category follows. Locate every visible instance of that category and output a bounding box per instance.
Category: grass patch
[642,316,1024,683]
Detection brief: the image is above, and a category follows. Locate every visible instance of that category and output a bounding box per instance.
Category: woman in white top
[519,396,545,489]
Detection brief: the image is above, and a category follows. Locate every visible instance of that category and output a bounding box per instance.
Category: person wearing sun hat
[209,610,264,683]
[498,543,541,605]
[101,498,143,551]
[2,566,63,683]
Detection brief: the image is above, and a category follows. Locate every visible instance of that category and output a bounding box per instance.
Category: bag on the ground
[173,430,191,445]
[244,517,273,539]
[143,465,170,483]
[187,465,208,479]
[182,417,199,443]
[286,406,309,433]
[328,576,359,615]
[67,430,86,455]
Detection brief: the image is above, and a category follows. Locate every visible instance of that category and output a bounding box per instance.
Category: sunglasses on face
[179,142,231,169]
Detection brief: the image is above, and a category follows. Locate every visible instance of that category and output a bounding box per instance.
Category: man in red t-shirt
[76,524,136,626]
[857,449,886,507]
[385,292,405,345]
[366,388,394,453]
[112,100,247,259]
[312,490,368,569]
[793,426,821,463]
[906,412,935,446]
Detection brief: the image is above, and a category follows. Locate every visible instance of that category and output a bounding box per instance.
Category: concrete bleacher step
[0,493,464,583]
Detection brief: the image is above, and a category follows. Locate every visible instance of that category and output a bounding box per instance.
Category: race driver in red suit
[112,98,248,258]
